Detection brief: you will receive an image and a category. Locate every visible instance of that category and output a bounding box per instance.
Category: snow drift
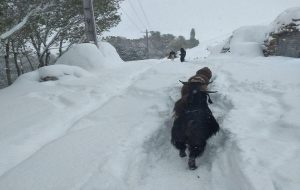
[56,42,123,72]
[227,26,269,56]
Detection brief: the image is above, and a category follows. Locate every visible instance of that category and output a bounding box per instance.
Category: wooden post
[142,30,149,59]
[83,0,98,47]
[146,29,149,59]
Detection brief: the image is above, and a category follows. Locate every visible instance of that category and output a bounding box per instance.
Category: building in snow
[263,8,300,58]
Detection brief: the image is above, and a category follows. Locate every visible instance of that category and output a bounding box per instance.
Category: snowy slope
[0,39,300,190]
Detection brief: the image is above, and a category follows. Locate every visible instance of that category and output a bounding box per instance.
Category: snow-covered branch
[40,18,84,58]
[0,10,34,40]
[0,4,51,40]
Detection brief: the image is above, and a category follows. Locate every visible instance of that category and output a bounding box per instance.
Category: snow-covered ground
[0,35,300,190]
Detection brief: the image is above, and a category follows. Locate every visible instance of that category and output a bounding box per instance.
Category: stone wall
[276,31,300,58]
[263,31,300,58]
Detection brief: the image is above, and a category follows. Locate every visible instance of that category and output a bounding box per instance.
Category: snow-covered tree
[190,28,196,40]
[0,0,123,87]
[187,28,199,48]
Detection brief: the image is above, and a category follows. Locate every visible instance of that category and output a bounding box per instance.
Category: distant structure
[263,8,300,58]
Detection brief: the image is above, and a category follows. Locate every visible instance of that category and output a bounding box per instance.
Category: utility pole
[82,0,98,47]
[142,29,149,59]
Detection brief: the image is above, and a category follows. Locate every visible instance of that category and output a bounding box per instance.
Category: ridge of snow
[55,42,123,72]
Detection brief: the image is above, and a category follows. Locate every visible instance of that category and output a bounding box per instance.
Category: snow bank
[37,65,92,79]
[55,43,105,71]
[0,41,145,182]
[215,26,269,57]
[186,43,210,60]
[14,65,92,85]
[271,7,300,33]
[56,42,123,72]
[8,41,123,87]
[98,41,123,65]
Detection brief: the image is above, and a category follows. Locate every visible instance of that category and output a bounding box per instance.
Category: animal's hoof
[188,158,197,170]
[189,165,198,170]
[179,149,187,157]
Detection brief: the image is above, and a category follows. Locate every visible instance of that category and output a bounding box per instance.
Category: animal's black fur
[171,83,219,169]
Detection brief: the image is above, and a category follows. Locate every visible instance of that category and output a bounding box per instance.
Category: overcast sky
[104,0,299,41]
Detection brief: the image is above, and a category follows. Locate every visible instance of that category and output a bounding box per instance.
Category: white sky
[105,0,300,41]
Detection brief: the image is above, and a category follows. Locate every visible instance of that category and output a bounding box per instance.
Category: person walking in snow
[180,48,186,62]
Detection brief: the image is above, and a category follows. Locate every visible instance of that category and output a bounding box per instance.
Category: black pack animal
[171,81,219,170]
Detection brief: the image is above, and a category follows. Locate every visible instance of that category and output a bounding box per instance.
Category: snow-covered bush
[55,42,123,72]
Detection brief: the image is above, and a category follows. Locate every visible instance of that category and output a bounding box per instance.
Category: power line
[135,0,151,29]
[120,7,143,32]
[127,0,147,29]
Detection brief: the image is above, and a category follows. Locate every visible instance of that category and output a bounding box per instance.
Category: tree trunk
[45,50,50,66]
[59,38,64,57]
[11,41,21,76]
[4,41,12,86]
[24,53,34,71]
[30,35,44,68]
[38,55,45,68]
[19,55,24,74]
[22,46,34,71]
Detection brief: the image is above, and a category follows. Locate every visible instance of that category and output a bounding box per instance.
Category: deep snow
[0,38,300,190]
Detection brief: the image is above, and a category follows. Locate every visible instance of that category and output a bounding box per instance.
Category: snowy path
[0,59,248,190]
[0,55,300,190]
[0,61,205,189]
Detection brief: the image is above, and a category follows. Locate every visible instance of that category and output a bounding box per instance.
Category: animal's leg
[189,142,206,158]
[171,117,187,157]
[187,142,206,170]
[172,141,187,157]
[188,157,197,170]
[179,149,187,157]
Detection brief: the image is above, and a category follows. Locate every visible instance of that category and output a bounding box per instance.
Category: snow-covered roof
[270,7,300,33]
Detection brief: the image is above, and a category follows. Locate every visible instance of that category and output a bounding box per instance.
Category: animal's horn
[179,80,189,85]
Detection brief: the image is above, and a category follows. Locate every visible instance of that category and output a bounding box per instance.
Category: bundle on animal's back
[181,67,212,96]
[171,67,219,170]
